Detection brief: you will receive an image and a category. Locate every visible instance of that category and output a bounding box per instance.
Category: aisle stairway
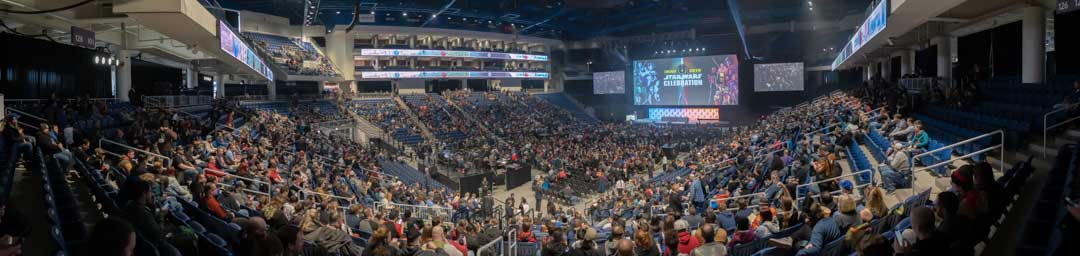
[394,95,436,142]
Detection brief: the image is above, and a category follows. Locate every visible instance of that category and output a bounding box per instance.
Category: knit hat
[839,180,854,192]
[951,165,974,191]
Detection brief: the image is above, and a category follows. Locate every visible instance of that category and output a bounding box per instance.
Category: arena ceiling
[211,0,871,40]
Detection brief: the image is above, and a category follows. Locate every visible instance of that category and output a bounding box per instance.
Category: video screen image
[593,71,625,94]
[633,55,739,106]
[754,62,804,92]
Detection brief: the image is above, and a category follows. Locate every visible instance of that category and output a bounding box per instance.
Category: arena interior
[1,0,1079,255]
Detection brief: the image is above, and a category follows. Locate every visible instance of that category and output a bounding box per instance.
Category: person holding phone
[892,206,947,255]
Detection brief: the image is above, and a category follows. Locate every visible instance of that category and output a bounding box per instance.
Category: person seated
[893,206,948,256]
[796,204,842,256]
[727,217,756,247]
[832,195,862,231]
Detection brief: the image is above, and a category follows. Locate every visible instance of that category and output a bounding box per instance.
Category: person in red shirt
[674,220,700,255]
[202,185,228,219]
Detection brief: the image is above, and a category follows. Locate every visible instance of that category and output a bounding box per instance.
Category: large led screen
[632,55,739,106]
[593,71,625,94]
[219,21,273,80]
[754,63,804,92]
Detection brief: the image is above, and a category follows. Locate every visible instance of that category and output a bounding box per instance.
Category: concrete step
[887,188,913,207]
[1065,129,1080,138]
[1028,143,1059,157]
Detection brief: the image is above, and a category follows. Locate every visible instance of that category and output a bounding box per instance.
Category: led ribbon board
[360,49,548,61]
[360,71,549,79]
[219,21,274,80]
[832,0,889,70]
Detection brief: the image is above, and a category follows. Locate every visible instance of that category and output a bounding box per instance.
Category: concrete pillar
[934,36,953,84]
[213,74,225,99]
[1022,6,1046,84]
[325,31,355,82]
[881,58,892,82]
[267,80,276,100]
[116,50,132,101]
[185,66,198,89]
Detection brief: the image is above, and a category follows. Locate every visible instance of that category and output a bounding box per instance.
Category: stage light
[94,56,99,64]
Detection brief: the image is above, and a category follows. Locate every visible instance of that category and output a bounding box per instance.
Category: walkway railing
[1043,103,1080,158]
[505,227,519,256]
[98,138,172,167]
[143,95,212,108]
[795,169,873,207]
[4,108,46,130]
[908,130,1004,191]
[475,235,504,256]
[373,201,454,221]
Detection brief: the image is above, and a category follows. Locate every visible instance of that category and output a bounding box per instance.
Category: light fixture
[488,20,492,24]
[371,11,375,14]
[336,11,341,14]
[808,1,813,7]
[402,12,407,16]
[463,17,467,21]
[94,56,100,64]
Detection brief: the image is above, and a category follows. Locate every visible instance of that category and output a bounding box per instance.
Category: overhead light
[402,12,407,16]
[371,11,375,14]
[463,17,467,21]
[336,11,340,14]
[488,20,492,24]
[808,1,813,7]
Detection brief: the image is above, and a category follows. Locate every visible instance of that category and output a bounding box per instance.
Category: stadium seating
[534,93,599,123]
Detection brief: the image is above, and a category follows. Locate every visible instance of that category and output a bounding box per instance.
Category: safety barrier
[373,201,454,221]
[4,108,44,130]
[1043,103,1080,158]
[505,227,519,256]
[98,138,172,167]
[795,169,873,207]
[908,130,1004,192]
[143,95,212,109]
[475,235,504,256]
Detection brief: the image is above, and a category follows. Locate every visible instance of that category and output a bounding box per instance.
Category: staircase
[393,95,436,142]
[982,127,1080,256]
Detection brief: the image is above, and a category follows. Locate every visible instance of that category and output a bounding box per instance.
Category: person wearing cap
[567,228,602,256]
[674,219,700,255]
[879,142,912,192]
[950,165,986,218]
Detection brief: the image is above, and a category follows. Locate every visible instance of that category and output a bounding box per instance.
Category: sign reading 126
[1060,0,1080,14]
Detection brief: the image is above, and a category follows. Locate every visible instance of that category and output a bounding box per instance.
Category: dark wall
[0,33,112,99]
[990,21,1022,77]
[1056,10,1080,76]
[131,59,183,95]
[276,81,320,95]
[357,81,392,93]
[915,45,937,77]
[224,83,268,96]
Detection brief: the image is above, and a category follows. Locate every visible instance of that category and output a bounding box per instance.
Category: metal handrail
[476,235,504,256]
[6,107,48,123]
[1043,102,1080,158]
[506,227,519,256]
[796,183,871,203]
[795,169,873,202]
[216,182,271,197]
[803,122,841,138]
[299,188,353,201]
[98,138,172,167]
[907,130,1004,190]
